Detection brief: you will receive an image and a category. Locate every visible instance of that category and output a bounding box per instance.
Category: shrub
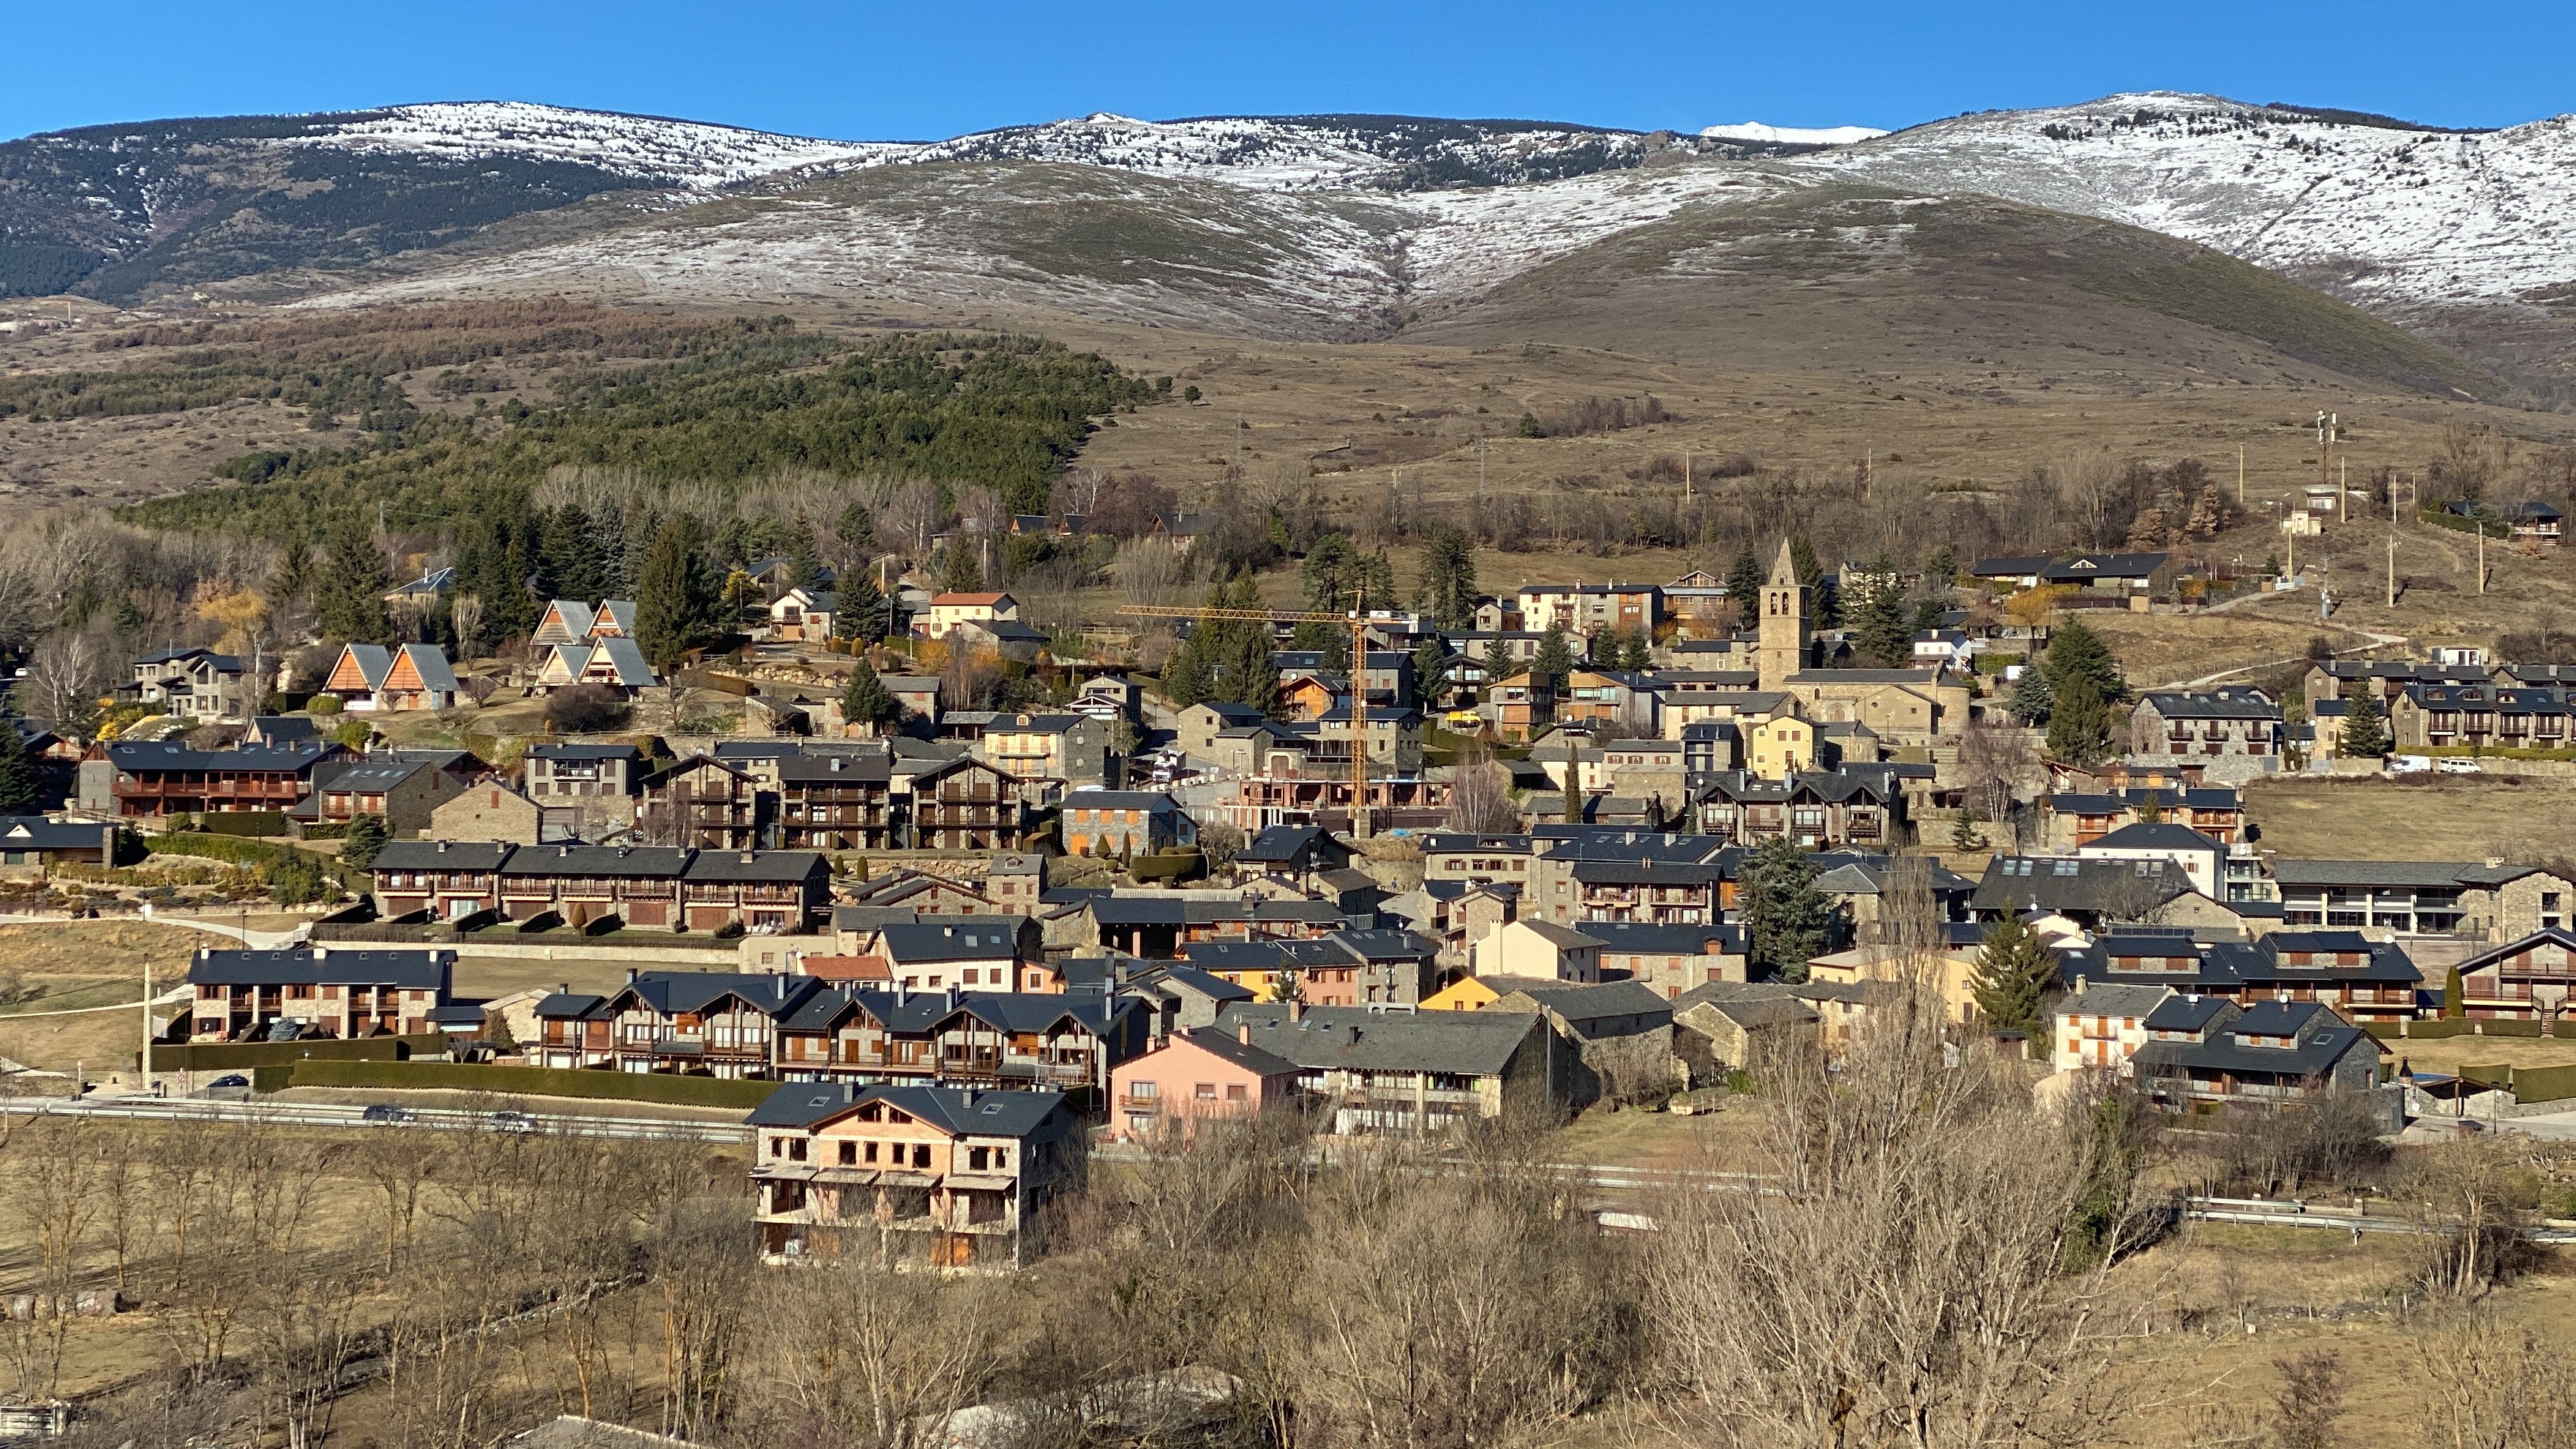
[307,694,343,716]
[544,684,629,733]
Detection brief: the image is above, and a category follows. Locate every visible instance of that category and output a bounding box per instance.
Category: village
[7,488,2576,1252]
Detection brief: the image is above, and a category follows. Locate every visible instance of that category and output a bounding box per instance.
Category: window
[969,1146,989,1171]
[1226,1084,1248,1102]
[839,1142,856,1166]
[1194,1082,1218,1100]
[864,1141,880,1164]
[1129,1080,1157,1098]
[992,1147,1008,1169]
[788,1138,807,1161]
[912,1143,931,1169]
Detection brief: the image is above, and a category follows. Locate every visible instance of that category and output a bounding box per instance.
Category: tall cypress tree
[1411,633,1450,710]
[1480,634,1516,696]
[2047,674,2114,766]
[1725,541,1763,625]
[0,712,40,814]
[834,569,888,645]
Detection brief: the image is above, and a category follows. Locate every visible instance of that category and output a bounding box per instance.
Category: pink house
[1107,1025,1300,1142]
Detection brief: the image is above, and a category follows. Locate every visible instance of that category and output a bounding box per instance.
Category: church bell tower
[1757,539,1809,692]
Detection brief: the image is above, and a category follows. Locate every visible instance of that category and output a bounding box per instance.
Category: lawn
[0,920,205,1071]
[2244,774,2576,864]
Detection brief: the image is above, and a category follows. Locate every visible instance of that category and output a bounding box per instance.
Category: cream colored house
[1471,918,1603,984]
[922,591,1020,640]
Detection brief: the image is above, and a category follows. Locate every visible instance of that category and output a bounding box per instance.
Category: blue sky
[7,1,2569,142]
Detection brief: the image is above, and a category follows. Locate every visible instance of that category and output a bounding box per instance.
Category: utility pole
[2238,445,2246,505]
[2387,530,2395,607]
[2339,457,2348,523]
[1864,449,1873,502]
[1234,415,1245,474]
[1682,447,1691,505]
[1478,436,1487,511]
[141,951,153,1093]
[2479,519,2487,596]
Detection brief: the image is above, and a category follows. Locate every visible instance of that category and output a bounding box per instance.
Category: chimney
[741,851,756,864]
[625,967,638,984]
[2072,976,2086,996]
[1238,1021,1252,1046]
[1288,998,1304,1023]
[559,982,570,996]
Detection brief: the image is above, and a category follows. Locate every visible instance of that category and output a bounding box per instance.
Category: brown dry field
[0,921,203,1071]
[2244,775,2576,864]
[2381,1033,2576,1075]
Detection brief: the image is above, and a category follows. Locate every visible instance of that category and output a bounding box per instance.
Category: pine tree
[1739,837,1831,983]
[0,712,40,814]
[1726,542,1763,624]
[2045,620,2124,703]
[1969,914,2055,1037]
[2340,689,2392,757]
[787,539,826,591]
[1950,809,1988,851]
[2047,674,2114,766]
[840,656,902,732]
[1301,533,1357,611]
[1480,634,1515,697]
[1358,550,1397,614]
[1415,528,1478,629]
[636,520,719,670]
[315,519,394,645]
[1852,554,1914,667]
[834,569,888,645]
[1411,633,1450,710]
[1532,623,1576,686]
[2010,667,2054,724]
[339,814,390,870]
[1790,535,1838,629]
[2135,789,2164,824]
[938,542,982,595]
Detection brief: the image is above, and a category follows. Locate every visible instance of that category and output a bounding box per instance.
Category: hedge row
[195,812,292,838]
[2512,1063,2576,1105]
[2404,1019,2474,1039]
[149,832,295,866]
[142,1033,446,1072]
[288,1059,777,1109]
[2481,1019,2547,1038]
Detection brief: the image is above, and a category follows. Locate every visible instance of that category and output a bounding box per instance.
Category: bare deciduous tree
[880,480,947,559]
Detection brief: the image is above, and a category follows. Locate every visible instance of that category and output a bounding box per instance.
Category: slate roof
[1216,1003,1541,1076]
[1572,920,1746,956]
[777,753,892,785]
[0,817,109,852]
[746,1081,1069,1137]
[1160,1027,1300,1078]
[2086,822,2228,854]
[1975,855,2197,917]
[2043,551,2167,583]
[498,845,692,879]
[1486,978,1674,1025]
[2053,983,2176,1019]
[1237,824,1326,865]
[681,851,829,885]
[372,840,514,872]
[528,743,642,762]
[2140,688,2281,721]
[2141,994,2233,1033]
[2133,1001,2377,1079]
[188,948,451,989]
[2271,858,2553,890]
[105,741,336,773]
[875,921,1025,964]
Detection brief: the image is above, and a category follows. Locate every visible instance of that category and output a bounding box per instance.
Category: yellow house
[1423,976,1505,1011]
[1805,943,1983,1027]
[1470,919,1603,983]
[1745,715,1816,780]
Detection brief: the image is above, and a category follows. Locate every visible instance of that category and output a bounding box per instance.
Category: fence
[288,1059,778,1109]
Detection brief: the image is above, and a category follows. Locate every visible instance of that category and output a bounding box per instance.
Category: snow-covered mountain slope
[299,101,902,187]
[1807,93,2576,314]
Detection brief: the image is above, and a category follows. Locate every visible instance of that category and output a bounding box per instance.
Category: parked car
[485,1110,539,1134]
[362,1104,419,1124]
[209,1074,250,1090]
[2435,757,2484,775]
[2389,755,2433,774]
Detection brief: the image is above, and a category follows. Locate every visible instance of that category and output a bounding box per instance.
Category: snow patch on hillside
[302,101,901,186]
[1701,121,1887,146]
[1805,92,2576,309]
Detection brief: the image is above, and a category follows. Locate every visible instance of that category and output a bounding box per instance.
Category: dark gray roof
[2141,995,2232,1033]
[533,992,610,1019]
[498,845,692,879]
[2053,983,2174,1019]
[875,921,1025,964]
[1975,855,2197,917]
[1215,1003,1540,1076]
[746,1081,1070,1137]
[1237,824,1325,865]
[2085,822,2227,853]
[681,850,829,885]
[188,948,451,989]
[2043,551,2166,582]
[2272,858,2554,890]
[1161,1027,1300,1077]
[615,971,822,1019]
[1571,919,1745,956]
[106,741,337,773]
[0,817,108,852]
[2140,689,2281,722]
[2133,1002,2377,1079]
[1486,978,1674,1026]
[372,840,514,872]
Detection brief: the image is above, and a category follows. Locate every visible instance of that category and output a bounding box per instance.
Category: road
[0,1093,750,1143]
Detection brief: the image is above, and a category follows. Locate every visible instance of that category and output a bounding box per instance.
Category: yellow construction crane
[1116,600,1379,836]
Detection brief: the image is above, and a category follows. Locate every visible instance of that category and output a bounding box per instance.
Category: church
[1756,540,1969,748]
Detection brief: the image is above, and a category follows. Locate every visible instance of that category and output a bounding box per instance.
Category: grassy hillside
[1407,181,2502,400]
